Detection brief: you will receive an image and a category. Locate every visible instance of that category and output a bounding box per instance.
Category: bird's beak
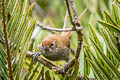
[44,46,49,51]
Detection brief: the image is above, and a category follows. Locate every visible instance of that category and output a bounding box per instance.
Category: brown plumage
[38,34,70,62]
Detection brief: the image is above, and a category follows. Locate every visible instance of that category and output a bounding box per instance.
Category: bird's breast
[42,47,70,61]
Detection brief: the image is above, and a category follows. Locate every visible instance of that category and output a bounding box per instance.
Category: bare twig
[61,10,71,37]
[63,10,68,29]
[69,0,82,59]
[37,24,82,32]
[65,0,75,27]
[56,0,83,75]
[26,52,59,69]
[57,59,76,74]
[75,30,83,59]
[1,0,13,80]
[26,52,75,75]
[70,0,78,18]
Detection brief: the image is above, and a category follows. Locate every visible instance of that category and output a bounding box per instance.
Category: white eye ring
[50,42,55,47]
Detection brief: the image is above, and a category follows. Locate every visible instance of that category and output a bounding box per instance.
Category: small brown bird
[33,31,72,62]
[38,34,70,62]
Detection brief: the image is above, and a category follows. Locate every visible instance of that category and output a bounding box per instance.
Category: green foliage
[84,0,120,79]
[0,0,35,79]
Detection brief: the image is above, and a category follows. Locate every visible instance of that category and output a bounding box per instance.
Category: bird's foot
[32,52,41,60]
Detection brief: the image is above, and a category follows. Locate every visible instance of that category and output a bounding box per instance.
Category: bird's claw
[52,65,66,74]
[32,53,41,60]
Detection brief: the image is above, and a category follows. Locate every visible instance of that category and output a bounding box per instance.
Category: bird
[38,33,71,62]
[32,30,72,62]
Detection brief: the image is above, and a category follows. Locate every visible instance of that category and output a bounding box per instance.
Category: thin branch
[63,10,68,29]
[58,0,83,75]
[70,0,78,18]
[61,10,70,37]
[1,0,13,80]
[70,0,80,26]
[75,29,83,59]
[26,52,59,69]
[69,0,82,59]
[26,52,75,75]
[37,24,82,32]
[57,59,76,74]
[65,0,75,27]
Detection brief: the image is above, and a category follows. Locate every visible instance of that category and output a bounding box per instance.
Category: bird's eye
[50,42,55,47]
